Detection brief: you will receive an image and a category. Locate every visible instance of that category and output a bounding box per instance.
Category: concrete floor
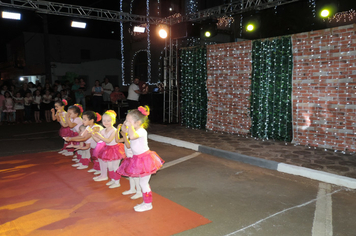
[1,122,356,236]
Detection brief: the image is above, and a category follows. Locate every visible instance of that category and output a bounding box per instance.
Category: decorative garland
[250,37,293,142]
[180,46,208,129]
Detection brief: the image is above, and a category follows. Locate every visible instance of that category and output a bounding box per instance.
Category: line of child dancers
[52,99,164,212]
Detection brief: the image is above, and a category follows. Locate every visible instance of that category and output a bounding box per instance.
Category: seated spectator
[110,86,126,104]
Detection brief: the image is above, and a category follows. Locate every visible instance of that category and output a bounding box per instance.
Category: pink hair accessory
[62,99,68,106]
[96,113,102,122]
[138,106,150,116]
[74,104,84,113]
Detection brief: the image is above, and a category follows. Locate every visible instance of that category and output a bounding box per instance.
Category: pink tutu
[92,141,106,159]
[3,105,15,112]
[117,150,164,177]
[100,143,125,161]
[59,127,72,137]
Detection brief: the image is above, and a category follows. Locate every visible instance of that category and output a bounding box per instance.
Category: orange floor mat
[0,152,211,236]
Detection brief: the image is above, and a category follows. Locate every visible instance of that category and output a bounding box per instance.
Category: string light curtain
[180,46,208,129]
[250,37,293,142]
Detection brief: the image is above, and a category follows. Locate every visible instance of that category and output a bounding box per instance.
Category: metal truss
[0,0,169,24]
[171,0,301,24]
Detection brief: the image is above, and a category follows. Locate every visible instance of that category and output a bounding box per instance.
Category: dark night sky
[0,0,355,62]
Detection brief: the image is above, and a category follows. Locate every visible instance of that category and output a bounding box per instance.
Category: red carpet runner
[0,152,211,235]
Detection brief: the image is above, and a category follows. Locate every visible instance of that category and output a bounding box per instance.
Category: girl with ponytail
[52,99,70,154]
[64,110,102,170]
[117,106,164,212]
[61,104,84,157]
[91,110,125,188]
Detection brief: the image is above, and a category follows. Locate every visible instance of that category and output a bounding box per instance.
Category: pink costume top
[70,117,83,133]
[4,98,14,107]
[130,128,149,155]
[100,127,117,146]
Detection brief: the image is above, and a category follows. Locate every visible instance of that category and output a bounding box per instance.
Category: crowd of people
[0,77,127,125]
[53,100,164,212]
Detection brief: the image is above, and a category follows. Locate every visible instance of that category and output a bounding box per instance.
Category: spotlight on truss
[246,24,255,32]
[320,9,330,18]
[158,25,169,39]
[71,21,86,29]
[2,11,21,20]
[133,26,146,33]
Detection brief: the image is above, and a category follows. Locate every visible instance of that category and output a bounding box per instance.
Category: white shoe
[93,176,108,182]
[73,155,77,158]
[122,190,136,195]
[134,202,145,209]
[72,158,78,161]
[109,182,121,189]
[94,171,101,175]
[75,159,80,163]
[134,203,152,212]
[131,192,143,199]
[106,180,115,186]
[61,150,69,155]
[72,163,81,167]
[87,169,96,173]
[64,152,74,156]
[58,150,65,154]
[77,165,88,169]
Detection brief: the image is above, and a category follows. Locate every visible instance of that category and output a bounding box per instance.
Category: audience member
[110,86,126,104]
[91,80,103,113]
[127,77,141,110]
[24,92,33,123]
[71,78,85,110]
[19,83,31,97]
[102,77,114,102]
[14,92,24,123]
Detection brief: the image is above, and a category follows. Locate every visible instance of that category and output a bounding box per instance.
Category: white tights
[98,159,107,178]
[139,175,151,193]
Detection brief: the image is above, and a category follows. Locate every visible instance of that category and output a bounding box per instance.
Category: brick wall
[206,42,252,134]
[206,24,356,152]
[292,24,356,152]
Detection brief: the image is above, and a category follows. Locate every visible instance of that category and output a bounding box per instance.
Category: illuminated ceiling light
[2,11,21,20]
[159,28,168,39]
[19,77,24,81]
[204,31,211,37]
[246,24,255,32]
[71,21,86,29]
[320,9,330,18]
[133,26,145,33]
[169,7,173,11]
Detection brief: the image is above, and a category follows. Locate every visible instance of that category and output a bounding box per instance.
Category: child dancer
[42,90,52,122]
[117,106,164,212]
[91,110,125,188]
[24,92,33,123]
[65,111,102,170]
[118,123,142,199]
[62,104,83,157]
[68,125,91,168]
[3,91,15,125]
[51,99,70,153]
[14,92,24,124]
[33,90,42,123]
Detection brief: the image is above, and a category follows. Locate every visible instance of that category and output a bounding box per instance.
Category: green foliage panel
[251,37,293,142]
[180,46,208,129]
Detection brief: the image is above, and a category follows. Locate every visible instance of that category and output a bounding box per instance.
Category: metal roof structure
[0,0,301,25]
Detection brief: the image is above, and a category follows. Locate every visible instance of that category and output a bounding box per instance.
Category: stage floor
[0,152,211,236]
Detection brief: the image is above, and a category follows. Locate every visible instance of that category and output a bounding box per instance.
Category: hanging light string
[146,0,151,83]
[327,9,356,23]
[131,49,149,81]
[120,0,125,85]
